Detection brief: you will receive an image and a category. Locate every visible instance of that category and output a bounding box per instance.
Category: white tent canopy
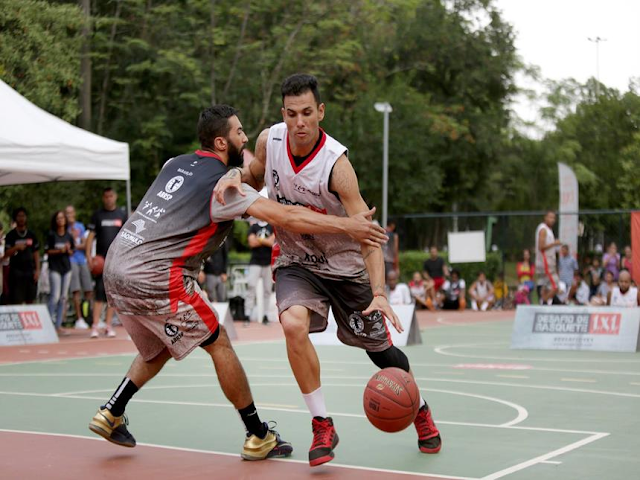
[0,79,131,211]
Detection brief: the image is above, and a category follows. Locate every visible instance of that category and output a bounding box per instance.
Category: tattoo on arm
[222,168,241,180]
[362,246,376,261]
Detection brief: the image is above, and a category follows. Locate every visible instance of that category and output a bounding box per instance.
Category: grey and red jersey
[104,150,261,314]
[265,122,368,283]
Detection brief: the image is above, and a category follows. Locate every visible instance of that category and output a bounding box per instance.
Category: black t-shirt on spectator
[88,208,128,257]
[424,257,445,278]
[47,231,74,274]
[204,242,228,275]
[249,223,274,266]
[5,229,39,274]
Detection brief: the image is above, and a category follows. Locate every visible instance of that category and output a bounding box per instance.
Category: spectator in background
[602,242,621,280]
[469,271,494,311]
[567,272,590,306]
[423,246,448,293]
[65,205,93,329]
[516,249,535,296]
[558,244,579,290]
[535,210,562,305]
[387,270,412,305]
[46,211,74,335]
[493,273,509,310]
[608,270,639,307]
[3,207,40,305]
[439,269,466,310]
[86,188,127,338]
[0,221,4,302]
[383,220,399,276]
[586,257,603,298]
[622,246,633,278]
[246,220,274,324]
[204,240,228,302]
[409,271,432,310]
[590,270,615,306]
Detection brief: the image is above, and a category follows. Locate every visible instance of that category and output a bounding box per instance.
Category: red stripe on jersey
[382,314,394,346]
[286,129,327,174]
[541,250,557,289]
[169,223,220,333]
[195,150,225,164]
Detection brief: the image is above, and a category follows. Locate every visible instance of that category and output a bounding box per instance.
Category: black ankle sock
[104,377,139,417]
[238,402,267,438]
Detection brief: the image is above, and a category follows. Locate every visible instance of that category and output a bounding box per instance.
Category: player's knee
[280,308,309,340]
[367,346,410,373]
[199,325,224,350]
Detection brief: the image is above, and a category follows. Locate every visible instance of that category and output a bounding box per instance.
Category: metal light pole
[588,36,607,95]
[374,102,392,228]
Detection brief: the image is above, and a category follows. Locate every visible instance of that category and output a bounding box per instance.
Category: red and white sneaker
[309,417,339,467]
[414,405,442,453]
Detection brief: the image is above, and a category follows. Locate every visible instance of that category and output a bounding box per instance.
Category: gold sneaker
[89,407,136,448]
[241,422,293,461]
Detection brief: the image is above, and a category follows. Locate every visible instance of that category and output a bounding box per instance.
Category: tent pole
[126,179,132,215]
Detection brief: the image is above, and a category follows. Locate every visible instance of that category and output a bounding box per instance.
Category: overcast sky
[494,0,640,133]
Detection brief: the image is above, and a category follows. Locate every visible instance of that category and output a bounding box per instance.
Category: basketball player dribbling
[214,74,441,466]
[87,105,387,460]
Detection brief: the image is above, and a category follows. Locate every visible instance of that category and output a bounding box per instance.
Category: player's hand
[363,295,404,334]
[33,270,39,283]
[87,256,94,271]
[16,243,27,251]
[221,273,228,282]
[347,208,387,247]
[213,168,244,205]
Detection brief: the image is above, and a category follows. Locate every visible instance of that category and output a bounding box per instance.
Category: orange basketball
[363,367,420,432]
[91,255,105,276]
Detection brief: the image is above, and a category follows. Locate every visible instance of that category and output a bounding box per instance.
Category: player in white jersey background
[535,210,563,305]
[214,74,441,467]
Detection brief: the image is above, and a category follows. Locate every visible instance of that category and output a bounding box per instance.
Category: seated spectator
[469,271,494,311]
[439,269,466,310]
[386,270,412,305]
[408,271,430,310]
[493,273,509,310]
[622,246,633,278]
[603,242,621,280]
[513,284,531,306]
[567,272,590,305]
[585,257,603,298]
[607,270,639,307]
[590,270,615,306]
[516,249,535,301]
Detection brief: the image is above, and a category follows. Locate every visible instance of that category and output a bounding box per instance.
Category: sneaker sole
[419,437,442,454]
[88,424,135,448]
[309,435,339,467]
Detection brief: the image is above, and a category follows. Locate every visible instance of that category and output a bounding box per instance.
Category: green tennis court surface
[1,318,639,479]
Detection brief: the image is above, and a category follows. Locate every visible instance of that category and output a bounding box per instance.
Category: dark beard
[227,140,244,168]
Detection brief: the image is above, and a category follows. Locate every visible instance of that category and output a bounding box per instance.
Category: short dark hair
[451,269,460,277]
[12,207,27,221]
[281,74,321,104]
[50,210,68,232]
[103,187,114,195]
[198,105,238,150]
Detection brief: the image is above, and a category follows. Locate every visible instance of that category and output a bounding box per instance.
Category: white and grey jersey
[265,122,368,283]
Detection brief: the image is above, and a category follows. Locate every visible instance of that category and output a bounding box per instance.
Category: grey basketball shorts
[275,265,392,352]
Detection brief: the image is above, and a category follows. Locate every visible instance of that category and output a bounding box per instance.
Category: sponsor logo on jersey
[303,252,328,265]
[294,183,321,197]
[177,168,193,176]
[141,201,165,220]
[120,230,143,246]
[131,219,146,234]
[164,322,184,344]
[165,175,185,193]
[276,194,327,214]
[349,313,365,336]
[272,137,282,141]
[272,169,280,188]
[157,190,173,200]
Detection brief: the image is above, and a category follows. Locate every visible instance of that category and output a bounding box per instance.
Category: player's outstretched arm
[329,155,403,333]
[213,129,269,205]
[245,198,387,247]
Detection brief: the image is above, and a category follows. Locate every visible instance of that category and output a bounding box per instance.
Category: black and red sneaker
[414,405,442,453]
[309,416,339,467]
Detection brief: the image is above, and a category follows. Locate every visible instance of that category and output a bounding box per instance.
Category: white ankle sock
[302,387,327,418]
[419,396,426,409]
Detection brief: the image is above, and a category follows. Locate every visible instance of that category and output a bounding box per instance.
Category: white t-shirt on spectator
[575,281,590,305]
[389,283,412,305]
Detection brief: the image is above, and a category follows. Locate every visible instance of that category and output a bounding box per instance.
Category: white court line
[0,428,475,480]
[434,343,640,363]
[540,460,562,465]
[1,372,640,399]
[560,378,597,383]
[2,384,529,427]
[495,375,529,379]
[480,432,609,480]
[628,382,640,386]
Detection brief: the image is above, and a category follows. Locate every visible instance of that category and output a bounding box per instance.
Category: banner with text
[311,304,422,347]
[511,305,640,352]
[558,162,579,258]
[0,305,58,347]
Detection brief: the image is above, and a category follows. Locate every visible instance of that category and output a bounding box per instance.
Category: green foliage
[399,250,502,283]
[232,220,249,249]
[0,0,83,121]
